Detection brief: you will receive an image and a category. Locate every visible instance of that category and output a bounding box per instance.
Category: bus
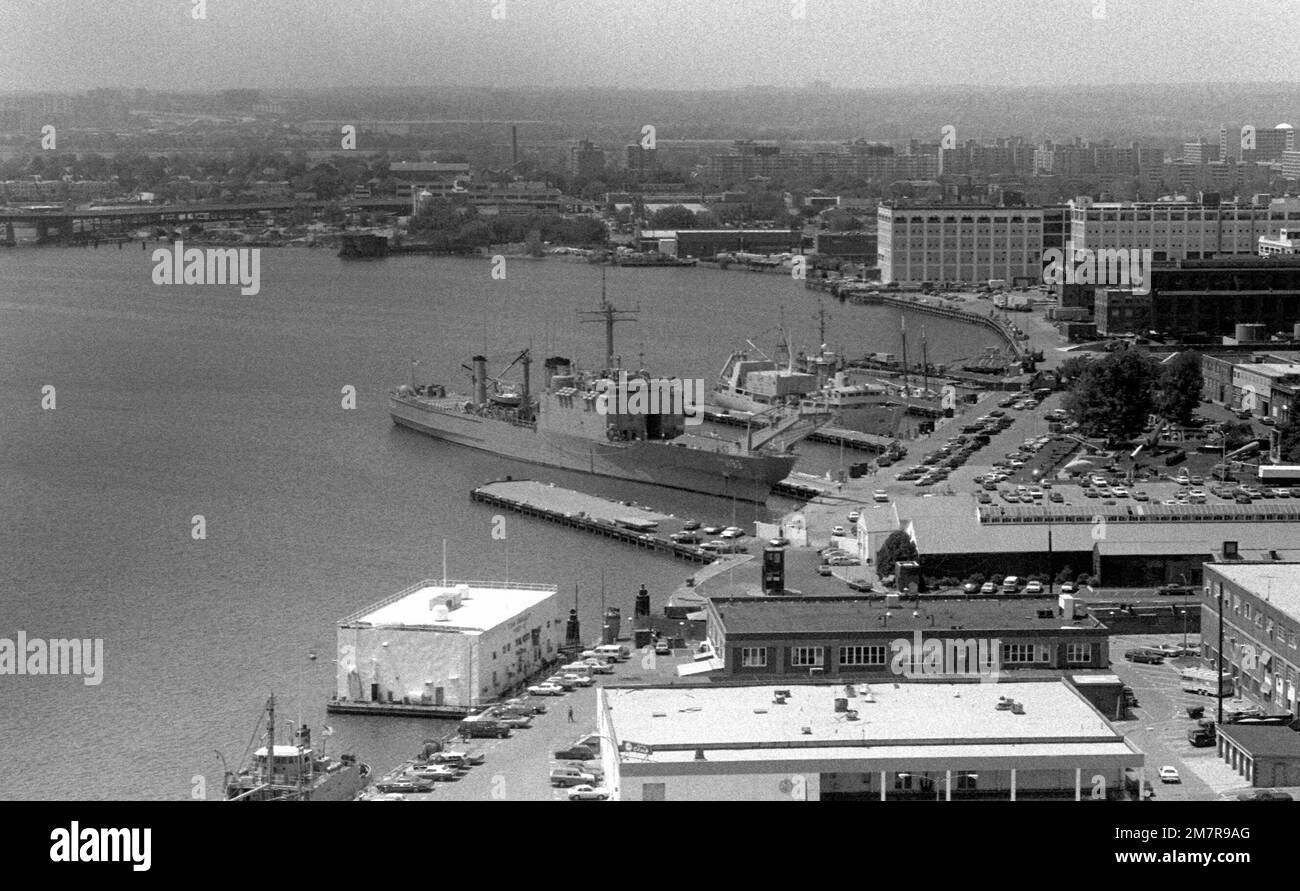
[1258,464,1300,486]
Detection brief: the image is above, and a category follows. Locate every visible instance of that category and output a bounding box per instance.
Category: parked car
[1124,649,1165,664]
[847,511,861,523]
[1237,789,1294,801]
[528,683,566,696]
[554,745,597,762]
[828,556,861,566]
[681,520,700,530]
[768,536,790,547]
[654,640,671,656]
[1157,766,1181,784]
[550,767,597,788]
[409,764,459,781]
[567,784,610,801]
[377,777,434,794]
[980,582,997,594]
[846,579,873,592]
[963,582,979,594]
[873,489,890,502]
[817,564,834,576]
[1059,581,1077,593]
[831,525,847,537]
[1024,580,1044,594]
[720,527,745,539]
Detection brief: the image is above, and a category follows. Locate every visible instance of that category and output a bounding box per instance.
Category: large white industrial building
[336,579,562,708]
[596,680,1145,801]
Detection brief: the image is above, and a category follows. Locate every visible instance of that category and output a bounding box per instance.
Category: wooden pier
[471,479,721,563]
[325,699,479,719]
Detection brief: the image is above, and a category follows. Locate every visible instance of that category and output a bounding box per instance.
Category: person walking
[567,706,575,723]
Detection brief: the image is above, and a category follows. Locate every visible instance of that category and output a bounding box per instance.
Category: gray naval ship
[390,300,826,503]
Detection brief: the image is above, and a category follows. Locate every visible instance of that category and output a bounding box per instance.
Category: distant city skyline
[3,0,1299,93]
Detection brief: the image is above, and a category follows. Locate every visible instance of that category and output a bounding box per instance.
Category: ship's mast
[578,271,640,372]
[264,694,275,788]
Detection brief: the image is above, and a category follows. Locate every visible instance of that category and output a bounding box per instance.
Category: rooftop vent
[845,710,860,721]
[694,748,706,760]
[800,725,813,735]
[431,604,451,622]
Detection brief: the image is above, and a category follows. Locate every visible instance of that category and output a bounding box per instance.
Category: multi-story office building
[1259,231,1300,255]
[876,203,1047,284]
[1183,140,1221,165]
[1201,560,1300,716]
[1068,196,1300,261]
[570,139,606,179]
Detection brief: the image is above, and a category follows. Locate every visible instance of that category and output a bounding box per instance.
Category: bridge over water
[0,197,410,243]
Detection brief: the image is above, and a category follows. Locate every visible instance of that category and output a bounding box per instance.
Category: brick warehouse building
[703,596,1110,679]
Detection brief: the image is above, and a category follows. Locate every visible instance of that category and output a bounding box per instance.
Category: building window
[839,645,888,666]
[957,772,979,791]
[1001,643,1038,664]
[741,647,768,667]
[1066,643,1093,664]
[791,646,824,667]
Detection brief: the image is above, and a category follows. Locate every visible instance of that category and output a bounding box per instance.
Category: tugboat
[222,694,370,801]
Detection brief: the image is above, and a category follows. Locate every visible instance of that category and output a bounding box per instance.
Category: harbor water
[0,248,1003,799]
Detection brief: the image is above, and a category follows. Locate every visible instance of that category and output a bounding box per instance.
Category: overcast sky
[3,0,1298,92]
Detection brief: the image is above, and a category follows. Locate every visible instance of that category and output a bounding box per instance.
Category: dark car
[1124,649,1165,664]
[1237,789,1294,801]
[846,579,873,592]
[555,745,597,761]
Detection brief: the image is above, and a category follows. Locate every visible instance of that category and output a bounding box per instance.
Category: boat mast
[900,315,909,398]
[921,325,929,398]
[578,272,640,372]
[265,694,275,789]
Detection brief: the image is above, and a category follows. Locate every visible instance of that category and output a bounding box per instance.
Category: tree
[1156,351,1203,426]
[1274,418,1300,464]
[1062,350,1157,444]
[875,531,918,572]
[649,205,699,230]
[1056,355,1093,387]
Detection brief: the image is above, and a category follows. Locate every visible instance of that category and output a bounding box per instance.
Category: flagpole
[442,539,447,586]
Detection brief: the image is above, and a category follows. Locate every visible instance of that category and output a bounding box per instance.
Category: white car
[567,784,610,801]
[1157,766,1180,784]
[873,490,889,502]
[527,683,566,696]
[558,673,595,687]
[1024,580,1044,594]
[831,525,847,537]
[847,511,861,523]
[720,527,745,539]
[1060,582,1077,594]
[1111,487,1129,498]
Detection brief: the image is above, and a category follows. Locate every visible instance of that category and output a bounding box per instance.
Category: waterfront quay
[471,479,716,563]
[360,648,699,802]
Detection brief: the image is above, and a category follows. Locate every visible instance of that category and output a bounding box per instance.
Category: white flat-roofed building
[1258,229,1300,256]
[597,680,1145,801]
[336,579,561,708]
[876,204,1046,285]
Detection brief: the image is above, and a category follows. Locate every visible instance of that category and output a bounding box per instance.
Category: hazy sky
[3,0,1299,92]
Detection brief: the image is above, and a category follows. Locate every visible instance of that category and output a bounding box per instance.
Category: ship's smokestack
[472,355,488,406]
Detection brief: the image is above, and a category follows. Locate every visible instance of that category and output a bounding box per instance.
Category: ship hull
[226,765,369,802]
[390,396,795,502]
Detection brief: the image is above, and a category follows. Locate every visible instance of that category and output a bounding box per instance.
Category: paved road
[1106,632,1257,801]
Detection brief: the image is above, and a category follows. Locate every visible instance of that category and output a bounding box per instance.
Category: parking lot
[361,648,691,802]
[1107,633,1281,801]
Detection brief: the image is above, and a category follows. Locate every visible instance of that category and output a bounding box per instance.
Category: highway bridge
[0,197,410,243]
